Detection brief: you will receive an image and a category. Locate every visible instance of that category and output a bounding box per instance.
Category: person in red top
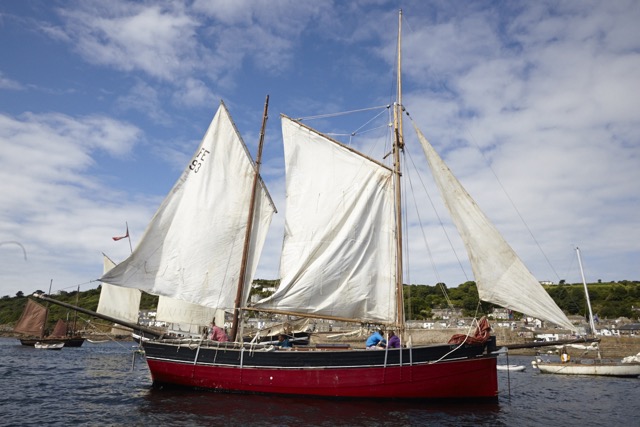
[209,320,229,342]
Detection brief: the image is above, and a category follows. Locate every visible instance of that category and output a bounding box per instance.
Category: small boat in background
[14,280,85,348]
[497,364,526,372]
[533,248,640,378]
[15,298,85,348]
[34,342,64,350]
[533,356,640,377]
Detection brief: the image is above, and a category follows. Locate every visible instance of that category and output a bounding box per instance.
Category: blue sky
[1,0,639,299]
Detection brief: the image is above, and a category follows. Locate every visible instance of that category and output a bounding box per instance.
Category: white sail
[254,116,397,323]
[156,296,223,329]
[413,123,575,331]
[97,254,141,323]
[101,103,276,310]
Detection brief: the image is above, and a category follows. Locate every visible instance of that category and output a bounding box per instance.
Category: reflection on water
[0,338,637,427]
[140,388,502,427]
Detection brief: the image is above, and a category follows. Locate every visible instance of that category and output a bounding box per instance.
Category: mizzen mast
[230,95,270,341]
[393,10,406,334]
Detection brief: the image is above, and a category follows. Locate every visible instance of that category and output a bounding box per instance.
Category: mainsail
[254,116,397,324]
[14,299,47,336]
[100,102,276,310]
[413,124,575,331]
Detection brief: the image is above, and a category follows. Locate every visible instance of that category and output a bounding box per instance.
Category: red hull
[146,356,498,399]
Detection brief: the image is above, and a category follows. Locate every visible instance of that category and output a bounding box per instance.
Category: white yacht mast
[576,247,598,335]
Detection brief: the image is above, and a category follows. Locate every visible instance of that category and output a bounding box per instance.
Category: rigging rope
[296,104,390,121]
[450,112,561,282]
[404,114,471,286]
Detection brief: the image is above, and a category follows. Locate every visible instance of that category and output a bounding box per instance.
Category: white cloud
[172,77,217,108]
[1,0,639,299]
[116,80,171,123]
[56,1,199,81]
[0,112,150,296]
[374,1,640,285]
[0,71,23,90]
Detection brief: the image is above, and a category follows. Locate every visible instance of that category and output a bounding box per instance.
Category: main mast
[393,10,405,333]
[230,95,270,341]
[42,279,53,338]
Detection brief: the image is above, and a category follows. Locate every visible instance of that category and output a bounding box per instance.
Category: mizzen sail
[97,254,141,323]
[413,123,575,331]
[101,102,276,310]
[254,116,397,323]
[156,296,223,328]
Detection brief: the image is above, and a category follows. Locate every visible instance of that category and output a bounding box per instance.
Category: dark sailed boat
[15,298,85,347]
[96,10,576,400]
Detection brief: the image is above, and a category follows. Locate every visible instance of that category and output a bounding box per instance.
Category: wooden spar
[393,9,406,335]
[34,293,164,338]
[284,115,393,172]
[243,306,395,326]
[230,95,270,341]
[502,337,600,350]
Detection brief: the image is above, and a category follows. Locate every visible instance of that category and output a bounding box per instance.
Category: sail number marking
[190,148,210,173]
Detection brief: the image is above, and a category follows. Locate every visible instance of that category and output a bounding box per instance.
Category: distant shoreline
[3,328,639,358]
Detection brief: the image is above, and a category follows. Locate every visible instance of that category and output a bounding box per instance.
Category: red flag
[112,227,129,241]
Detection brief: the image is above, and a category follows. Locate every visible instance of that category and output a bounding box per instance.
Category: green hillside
[1,280,639,328]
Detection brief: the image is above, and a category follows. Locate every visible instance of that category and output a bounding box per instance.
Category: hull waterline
[19,337,85,347]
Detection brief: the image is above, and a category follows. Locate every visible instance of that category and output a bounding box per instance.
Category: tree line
[1,279,639,327]
[403,280,640,320]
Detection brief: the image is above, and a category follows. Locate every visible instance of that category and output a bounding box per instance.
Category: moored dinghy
[497,364,526,372]
[34,342,64,350]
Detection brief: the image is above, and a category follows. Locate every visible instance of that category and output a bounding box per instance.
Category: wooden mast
[393,10,406,335]
[72,285,80,335]
[42,279,53,338]
[230,95,270,341]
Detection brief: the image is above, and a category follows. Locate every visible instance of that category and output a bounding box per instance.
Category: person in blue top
[275,334,292,348]
[365,329,386,349]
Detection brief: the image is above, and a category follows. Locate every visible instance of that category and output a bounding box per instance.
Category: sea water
[0,338,637,426]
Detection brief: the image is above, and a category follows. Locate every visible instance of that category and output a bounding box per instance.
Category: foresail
[413,124,575,331]
[100,103,276,310]
[97,254,141,323]
[254,116,397,324]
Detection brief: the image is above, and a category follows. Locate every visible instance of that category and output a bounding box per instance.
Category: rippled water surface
[1,338,638,426]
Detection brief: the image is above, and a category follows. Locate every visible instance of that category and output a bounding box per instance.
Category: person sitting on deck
[209,320,229,342]
[366,329,386,350]
[387,331,400,348]
[275,334,292,348]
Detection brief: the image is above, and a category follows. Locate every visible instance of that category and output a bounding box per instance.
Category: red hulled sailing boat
[92,10,575,400]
